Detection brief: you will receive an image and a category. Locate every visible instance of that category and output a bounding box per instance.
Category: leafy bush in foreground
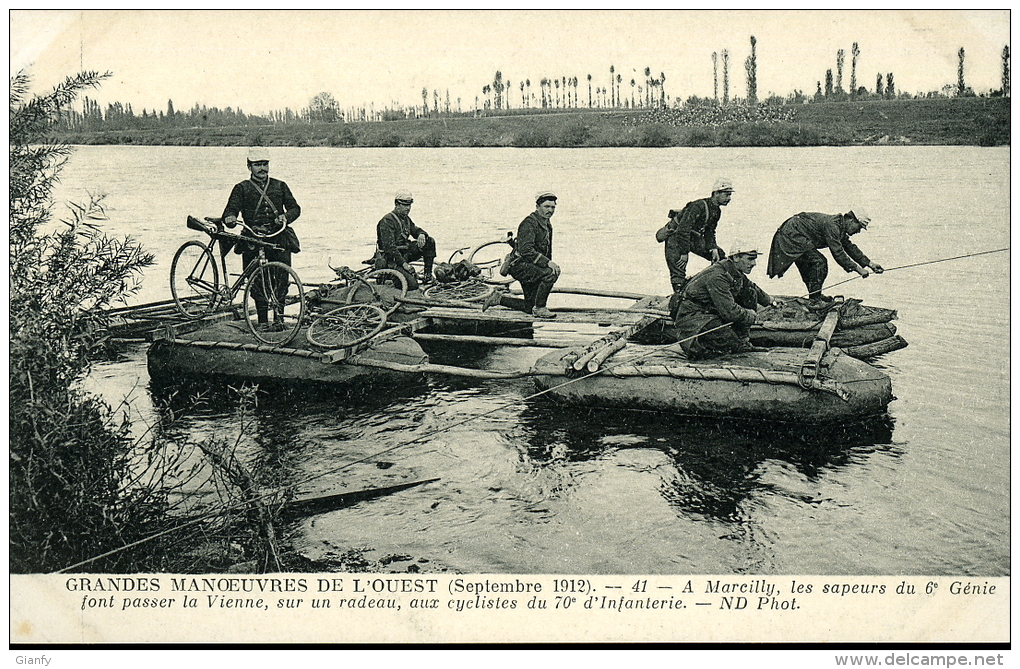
[10,71,170,572]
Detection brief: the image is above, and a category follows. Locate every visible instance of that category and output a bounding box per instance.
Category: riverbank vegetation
[53,96,1008,148]
[47,35,1010,148]
[10,72,286,573]
[11,70,168,571]
[11,71,449,573]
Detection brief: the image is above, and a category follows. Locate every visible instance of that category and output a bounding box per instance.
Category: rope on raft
[563,359,850,399]
[166,338,325,359]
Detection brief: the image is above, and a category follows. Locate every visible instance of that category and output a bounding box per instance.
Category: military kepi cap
[849,208,871,228]
[535,191,557,204]
[394,190,414,204]
[247,147,270,163]
[712,178,734,193]
[728,240,759,257]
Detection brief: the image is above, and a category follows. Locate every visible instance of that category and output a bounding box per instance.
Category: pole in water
[799,247,1009,300]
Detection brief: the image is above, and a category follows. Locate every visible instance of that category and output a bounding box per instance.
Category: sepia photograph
[8,8,1010,650]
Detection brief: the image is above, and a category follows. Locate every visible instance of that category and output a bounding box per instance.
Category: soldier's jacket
[767,212,871,277]
[673,258,771,343]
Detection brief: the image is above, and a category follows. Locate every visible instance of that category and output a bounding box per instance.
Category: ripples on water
[69,146,1008,575]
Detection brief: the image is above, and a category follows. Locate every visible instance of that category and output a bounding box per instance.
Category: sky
[9,9,1012,116]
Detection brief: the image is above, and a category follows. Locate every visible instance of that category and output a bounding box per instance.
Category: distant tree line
[55,38,1011,133]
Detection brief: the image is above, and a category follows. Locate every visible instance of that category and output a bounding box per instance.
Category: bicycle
[422,234,516,303]
[170,215,306,346]
[305,265,408,349]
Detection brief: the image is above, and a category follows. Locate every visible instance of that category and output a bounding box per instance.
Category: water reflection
[149,373,430,420]
[512,400,897,524]
[147,375,434,490]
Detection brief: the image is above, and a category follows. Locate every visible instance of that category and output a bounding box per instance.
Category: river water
[59,144,1009,575]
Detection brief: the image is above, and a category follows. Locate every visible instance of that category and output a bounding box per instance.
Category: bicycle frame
[189,218,283,307]
[174,216,306,346]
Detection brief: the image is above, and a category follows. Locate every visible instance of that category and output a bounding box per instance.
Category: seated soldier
[375,190,437,290]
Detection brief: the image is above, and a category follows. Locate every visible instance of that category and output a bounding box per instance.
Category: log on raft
[751,322,898,348]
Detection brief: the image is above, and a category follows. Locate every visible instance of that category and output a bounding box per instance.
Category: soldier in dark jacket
[672,243,779,360]
[375,190,437,290]
[482,192,561,319]
[661,178,734,293]
[222,147,301,329]
[767,209,884,301]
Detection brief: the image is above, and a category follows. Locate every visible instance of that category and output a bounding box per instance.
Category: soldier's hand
[870,262,885,274]
[417,233,427,248]
[857,266,872,278]
[276,214,288,226]
[547,261,561,277]
[224,215,238,228]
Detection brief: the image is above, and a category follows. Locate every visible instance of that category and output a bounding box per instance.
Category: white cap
[728,240,760,257]
[849,208,871,228]
[535,191,557,203]
[394,190,414,204]
[712,178,735,193]
[246,147,270,163]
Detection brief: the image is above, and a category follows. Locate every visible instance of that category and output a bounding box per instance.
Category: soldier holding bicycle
[222,148,302,329]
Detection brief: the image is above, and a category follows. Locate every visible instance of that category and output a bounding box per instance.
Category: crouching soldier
[672,242,781,359]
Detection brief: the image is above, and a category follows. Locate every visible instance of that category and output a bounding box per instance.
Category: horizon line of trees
[54,39,1010,132]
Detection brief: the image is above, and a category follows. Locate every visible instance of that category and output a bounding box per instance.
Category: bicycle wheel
[243,261,306,346]
[366,268,408,306]
[170,241,220,318]
[306,304,387,348]
[467,239,515,286]
[424,279,494,303]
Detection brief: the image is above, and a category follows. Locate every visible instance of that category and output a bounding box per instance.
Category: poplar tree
[836,49,845,94]
[851,42,860,95]
[712,52,719,103]
[958,47,966,96]
[722,50,730,104]
[745,35,758,104]
[1002,45,1010,96]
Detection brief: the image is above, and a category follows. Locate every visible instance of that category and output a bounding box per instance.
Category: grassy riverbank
[58,96,1008,148]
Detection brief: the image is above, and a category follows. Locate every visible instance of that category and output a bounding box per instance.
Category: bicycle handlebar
[186,215,283,251]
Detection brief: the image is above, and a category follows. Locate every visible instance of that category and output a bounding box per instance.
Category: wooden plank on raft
[799,310,841,384]
[412,333,582,348]
[344,356,535,379]
[546,286,654,301]
[420,306,646,327]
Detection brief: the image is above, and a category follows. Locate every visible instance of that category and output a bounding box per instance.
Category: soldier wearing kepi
[672,242,781,360]
[376,190,437,290]
[222,147,302,329]
[766,208,884,302]
[482,191,561,319]
[659,178,734,293]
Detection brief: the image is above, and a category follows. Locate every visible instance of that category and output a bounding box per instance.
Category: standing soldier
[659,178,734,293]
[222,147,302,330]
[375,190,437,290]
[766,208,884,302]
